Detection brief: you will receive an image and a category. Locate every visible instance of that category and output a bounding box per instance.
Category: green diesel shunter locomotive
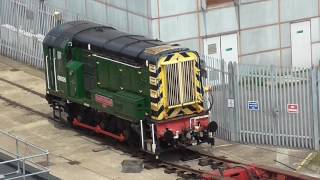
[43,21,217,154]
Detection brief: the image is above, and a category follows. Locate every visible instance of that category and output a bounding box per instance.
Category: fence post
[270,65,278,146]
[311,67,319,150]
[231,62,240,142]
[228,62,235,141]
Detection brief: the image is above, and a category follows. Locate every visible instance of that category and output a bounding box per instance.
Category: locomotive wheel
[124,126,140,148]
[207,121,218,133]
[67,116,75,127]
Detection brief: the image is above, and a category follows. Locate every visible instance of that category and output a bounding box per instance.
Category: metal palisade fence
[0,0,84,69]
[203,55,320,150]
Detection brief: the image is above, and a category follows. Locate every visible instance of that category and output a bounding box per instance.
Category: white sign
[287,104,299,113]
[227,99,234,108]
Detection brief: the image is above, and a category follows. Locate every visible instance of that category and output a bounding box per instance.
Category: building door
[204,33,238,63]
[291,21,312,67]
[204,34,238,85]
[221,34,239,64]
[204,36,221,59]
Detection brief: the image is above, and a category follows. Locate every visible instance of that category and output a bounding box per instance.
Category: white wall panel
[86,0,107,24]
[312,43,320,66]
[127,0,148,16]
[241,25,280,54]
[158,0,197,17]
[280,0,318,22]
[128,14,149,36]
[311,17,320,43]
[280,23,290,48]
[107,6,128,32]
[240,50,280,66]
[240,0,278,29]
[281,48,292,67]
[150,0,159,18]
[151,20,160,39]
[160,13,198,42]
[173,38,200,52]
[66,0,85,15]
[45,0,65,9]
[107,0,126,9]
[200,7,238,36]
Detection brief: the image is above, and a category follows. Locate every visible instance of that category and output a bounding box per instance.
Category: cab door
[55,50,67,94]
[66,61,84,98]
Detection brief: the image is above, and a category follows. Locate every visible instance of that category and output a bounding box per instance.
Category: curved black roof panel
[43,21,187,65]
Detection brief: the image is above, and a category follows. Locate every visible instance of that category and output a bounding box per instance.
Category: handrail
[0,130,49,152]
[0,130,50,179]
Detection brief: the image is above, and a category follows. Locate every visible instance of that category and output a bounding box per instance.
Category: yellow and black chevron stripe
[149,51,204,121]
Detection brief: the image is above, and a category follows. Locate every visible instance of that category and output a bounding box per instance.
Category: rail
[0,130,49,179]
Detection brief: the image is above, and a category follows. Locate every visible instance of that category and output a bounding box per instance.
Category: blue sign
[248,101,259,111]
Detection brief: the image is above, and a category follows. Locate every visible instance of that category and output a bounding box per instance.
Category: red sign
[287,104,298,113]
[95,94,113,108]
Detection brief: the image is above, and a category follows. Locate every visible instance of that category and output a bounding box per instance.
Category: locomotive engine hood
[43,20,188,67]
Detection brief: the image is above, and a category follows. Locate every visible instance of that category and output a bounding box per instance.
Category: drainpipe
[200,0,208,41]
[233,0,241,61]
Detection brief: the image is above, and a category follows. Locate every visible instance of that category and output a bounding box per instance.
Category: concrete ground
[0,55,319,179]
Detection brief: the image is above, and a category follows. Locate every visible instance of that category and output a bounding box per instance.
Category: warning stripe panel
[149,76,158,86]
[149,51,204,121]
[149,64,157,73]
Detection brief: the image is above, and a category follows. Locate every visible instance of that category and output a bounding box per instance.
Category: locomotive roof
[43,21,187,65]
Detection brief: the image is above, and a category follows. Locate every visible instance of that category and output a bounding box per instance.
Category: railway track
[146,149,316,180]
[0,76,46,98]
[0,76,51,120]
[0,77,317,180]
[0,95,52,120]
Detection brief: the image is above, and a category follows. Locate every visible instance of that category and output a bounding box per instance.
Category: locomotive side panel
[44,46,151,122]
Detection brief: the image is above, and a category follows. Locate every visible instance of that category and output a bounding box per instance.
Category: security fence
[203,55,320,150]
[0,0,84,69]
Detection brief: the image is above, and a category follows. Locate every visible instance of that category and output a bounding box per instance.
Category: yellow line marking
[297,152,316,170]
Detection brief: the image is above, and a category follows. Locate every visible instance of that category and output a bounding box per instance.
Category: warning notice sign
[287,104,298,113]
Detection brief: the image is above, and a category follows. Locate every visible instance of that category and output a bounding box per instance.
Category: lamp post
[53,11,62,25]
